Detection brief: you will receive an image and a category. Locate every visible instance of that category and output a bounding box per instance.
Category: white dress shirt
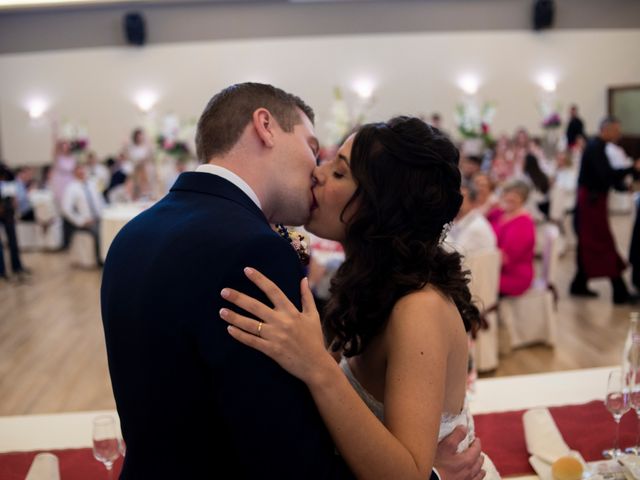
[61,179,105,227]
[195,164,262,210]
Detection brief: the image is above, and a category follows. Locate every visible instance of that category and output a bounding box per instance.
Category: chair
[69,231,97,268]
[30,189,63,251]
[465,248,501,372]
[16,221,40,250]
[498,223,560,352]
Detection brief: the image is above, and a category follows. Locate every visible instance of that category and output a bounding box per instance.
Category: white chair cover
[465,248,501,372]
[498,224,560,351]
[69,231,96,268]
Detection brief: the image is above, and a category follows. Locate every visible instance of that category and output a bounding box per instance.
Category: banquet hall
[1,0,639,478]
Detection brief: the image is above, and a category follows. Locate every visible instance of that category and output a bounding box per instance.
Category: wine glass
[92,415,122,478]
[603,369,630,459]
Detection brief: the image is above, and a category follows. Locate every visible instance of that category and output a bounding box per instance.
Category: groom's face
[270,110,319,225]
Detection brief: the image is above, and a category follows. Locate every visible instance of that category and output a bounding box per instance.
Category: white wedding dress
[340,358,501,479]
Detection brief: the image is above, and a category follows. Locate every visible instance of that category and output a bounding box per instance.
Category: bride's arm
[220,268,450,480]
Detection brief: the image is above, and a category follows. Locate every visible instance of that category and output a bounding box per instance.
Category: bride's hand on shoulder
[219,267,334,384]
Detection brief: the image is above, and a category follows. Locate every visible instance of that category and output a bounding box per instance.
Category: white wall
[1,28,639,166]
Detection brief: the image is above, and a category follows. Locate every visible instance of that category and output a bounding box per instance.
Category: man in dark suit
[101,83,483,479]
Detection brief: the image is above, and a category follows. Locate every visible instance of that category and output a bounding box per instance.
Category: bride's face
[305,134,358,242]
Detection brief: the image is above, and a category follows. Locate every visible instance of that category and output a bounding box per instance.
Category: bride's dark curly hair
[324,116,481,357]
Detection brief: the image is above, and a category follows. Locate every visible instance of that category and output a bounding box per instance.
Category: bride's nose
[312,163,327,185]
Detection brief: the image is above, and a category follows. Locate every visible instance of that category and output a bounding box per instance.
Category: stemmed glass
[92,415,122,478]
[603,369,630,459]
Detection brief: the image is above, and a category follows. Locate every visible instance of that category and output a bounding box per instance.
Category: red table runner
[0,448,122,480]
[474,400,638,477]
[0,400,635,478]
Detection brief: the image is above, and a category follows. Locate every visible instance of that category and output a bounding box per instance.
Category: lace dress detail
[339,358,501,478]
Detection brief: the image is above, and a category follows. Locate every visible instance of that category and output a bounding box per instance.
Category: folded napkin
[25,453,60,480]
[523,408,587,480]
[523,408,571,463]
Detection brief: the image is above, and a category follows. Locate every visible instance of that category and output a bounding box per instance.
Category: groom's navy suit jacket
[101,172,354,479]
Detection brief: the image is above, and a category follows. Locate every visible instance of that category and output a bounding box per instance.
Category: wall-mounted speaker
[532,0,554,31]
[124,12,146,46]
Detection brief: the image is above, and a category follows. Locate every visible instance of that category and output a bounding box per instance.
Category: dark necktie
[82,182,99,221]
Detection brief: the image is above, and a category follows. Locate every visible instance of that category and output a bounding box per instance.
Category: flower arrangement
[155,113,195,161]
[454,102,496,147]
[538,100,562,130]
[275,224,310,266]
[325,87,353,147]
[59,121,89,153]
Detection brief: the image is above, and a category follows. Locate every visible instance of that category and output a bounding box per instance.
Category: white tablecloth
[99,202,151,261]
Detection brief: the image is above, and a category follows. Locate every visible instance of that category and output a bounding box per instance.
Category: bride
[219,116,500,480]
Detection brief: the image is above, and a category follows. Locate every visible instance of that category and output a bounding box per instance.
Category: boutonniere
[275,224,310,266]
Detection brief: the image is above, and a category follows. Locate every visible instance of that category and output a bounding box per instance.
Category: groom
[101,83,485,479]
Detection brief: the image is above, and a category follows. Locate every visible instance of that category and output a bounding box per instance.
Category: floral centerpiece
[155,113,196,162]
[454,101,496,153]
[542,112,562,130]
[538,100,562,130]
[59,120,89,153]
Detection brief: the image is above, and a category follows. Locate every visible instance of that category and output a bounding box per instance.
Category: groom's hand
[434,426,486,480]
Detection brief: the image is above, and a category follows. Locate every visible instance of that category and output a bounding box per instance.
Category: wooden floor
[0,213,638,416]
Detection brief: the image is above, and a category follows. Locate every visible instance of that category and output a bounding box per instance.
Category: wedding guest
[0,162,30,281]
[460,155,483,183]
[489,135,515,184]
[446,181,497,257]
[61,163,105,266]
[488,180,535,297]
[104,153,128,202]
[566,104,585,149]
[472,172,499,216]
[15,166,36,221]
[126,128,154,166]
[85,151,111,195]
[49,139,76,209]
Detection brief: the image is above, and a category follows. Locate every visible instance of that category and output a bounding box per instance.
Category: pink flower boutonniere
[275,224,310,267]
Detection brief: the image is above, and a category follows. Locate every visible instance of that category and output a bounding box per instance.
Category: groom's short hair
[196,83,315,163]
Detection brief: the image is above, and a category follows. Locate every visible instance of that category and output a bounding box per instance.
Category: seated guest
[85,151,111,195]
[61,163,105,265]
[488,180,535,297]
[472,172,499,216]
[445,181,497,256]
[460,154,483,183]
[108,163,154,204]
[104,153,128,202]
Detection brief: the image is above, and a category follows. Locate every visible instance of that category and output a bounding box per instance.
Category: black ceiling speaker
[124,12,146,46]
[533,0,555,31]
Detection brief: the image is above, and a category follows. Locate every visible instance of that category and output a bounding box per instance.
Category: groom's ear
[252,108,276,148]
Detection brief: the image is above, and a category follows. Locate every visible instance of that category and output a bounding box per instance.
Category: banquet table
[99,202,151,261]
[0,367,620,478]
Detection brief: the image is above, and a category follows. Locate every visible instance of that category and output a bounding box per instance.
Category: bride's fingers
[220,308,269,339]
[300,277,316,316]
[244,267,297,314]
[220,287,273,322]
[226,324,270,355]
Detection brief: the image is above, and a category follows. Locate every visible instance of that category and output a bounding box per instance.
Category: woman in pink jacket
[488,180,535,296]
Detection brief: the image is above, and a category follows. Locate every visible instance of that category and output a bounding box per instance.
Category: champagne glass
[92,415,122,478]
[603,369,630,459]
